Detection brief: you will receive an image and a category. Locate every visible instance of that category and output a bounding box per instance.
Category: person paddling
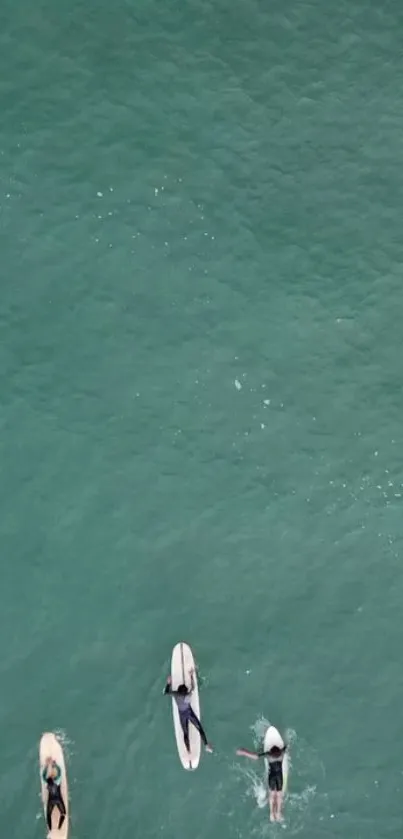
[236,742,287,822]
[163,668,213,754]
[42,756,67,834]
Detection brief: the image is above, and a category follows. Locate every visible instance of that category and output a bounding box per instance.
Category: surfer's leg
[57,795,66,829]
[268,773,278,822]
[272,773,283,821]
[268,791,276,822]
[276,791,284,822]
[188,708,208,747]
[276,770,284,821]
[179,712,191,752]
[46,800,54,830]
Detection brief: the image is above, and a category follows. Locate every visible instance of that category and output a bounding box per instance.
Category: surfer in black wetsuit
[42,757,67,833]
[163,669,213,754]
[236,742,287,822]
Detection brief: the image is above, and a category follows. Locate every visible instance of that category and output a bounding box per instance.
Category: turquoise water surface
[1,1,403,838]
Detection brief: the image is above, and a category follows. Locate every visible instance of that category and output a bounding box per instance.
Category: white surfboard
[39,732,69,839]
[263,725,289,794]
[170,641,201,770]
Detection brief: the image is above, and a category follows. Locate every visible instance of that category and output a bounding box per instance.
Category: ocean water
[1,0,403,838]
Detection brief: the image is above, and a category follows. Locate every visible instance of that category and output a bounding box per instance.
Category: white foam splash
[251,715,271,744]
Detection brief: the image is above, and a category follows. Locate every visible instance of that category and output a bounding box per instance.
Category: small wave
[286,785,317,835]
[54,728,75,762]
[244,766,267,809]
[251,715,271,746]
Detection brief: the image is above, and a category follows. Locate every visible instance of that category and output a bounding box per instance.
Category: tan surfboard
[39,732,69,839]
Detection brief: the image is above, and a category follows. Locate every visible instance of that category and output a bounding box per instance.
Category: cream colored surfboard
[263,725,289,794]
[170,642,201,770]
[39,732,69,839]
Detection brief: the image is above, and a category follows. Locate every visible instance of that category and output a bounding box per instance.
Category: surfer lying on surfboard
[164,669,213,754]
[42,757,67,833]
[236,743,287,822]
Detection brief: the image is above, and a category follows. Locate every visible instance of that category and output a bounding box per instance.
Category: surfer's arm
[53,764,62,784]
[162,678,182,699]
[236,748,260,760]
[163,675,193,698]
[42,764,61,784]
[163,677,172,696]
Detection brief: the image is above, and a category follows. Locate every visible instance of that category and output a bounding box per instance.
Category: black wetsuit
[42,766,66,831]
[164,683,208,751]
[258,749,286,792]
